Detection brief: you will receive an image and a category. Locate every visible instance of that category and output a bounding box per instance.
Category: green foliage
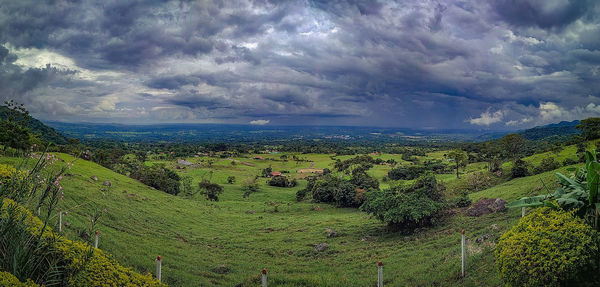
[447,149,467,178]
[180,176,194,197]
[500,134,527,159]
[299,174,370,207]
[495,208,599,287]
[334,155,375,172]
[268,175,297,188]
[387,165,425,180]
[0,271,40,286]
[360,173,445,230]
[0,120,32,152]
[198,180,223,201]
[227,176,235,184]
[131,164,181,195]
[510,159,530,178]
[261,166,272,178]
[453,171,501,193]
[532,156,560,174]
[0,102,67,145]
[241,177,260,198]
[452,191,471,208]
[508,149,600,229]
[577,117,600,140]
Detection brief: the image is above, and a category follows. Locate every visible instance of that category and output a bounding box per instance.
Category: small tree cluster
[361,173,445,231]
[268,175,297,188]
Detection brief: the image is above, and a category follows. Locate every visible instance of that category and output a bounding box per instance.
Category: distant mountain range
[41,119,583,144]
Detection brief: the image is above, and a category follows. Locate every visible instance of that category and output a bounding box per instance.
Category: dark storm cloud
[1,0,600,128]
[491,0,595,29]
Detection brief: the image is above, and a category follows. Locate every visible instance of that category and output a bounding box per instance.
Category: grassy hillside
[0,150,577,286]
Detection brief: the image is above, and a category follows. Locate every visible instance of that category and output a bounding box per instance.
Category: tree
[511,159,530,178]
[500,134,527,159]
[361,173,445,231]
[181,176,195,197]
[227,176,235,184]
[0,101,32,153]
[0,120,31,153]
[576,117,600,140]
[447,149,468,178]
[242,177,260,198]
[198,180,223,201]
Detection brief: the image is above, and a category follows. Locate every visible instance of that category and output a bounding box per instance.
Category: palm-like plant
[507,149,600,229]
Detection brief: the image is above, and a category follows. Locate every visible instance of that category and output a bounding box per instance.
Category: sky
[1,0,600,130]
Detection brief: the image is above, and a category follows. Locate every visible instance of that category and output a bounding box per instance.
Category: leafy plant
[508,149,600,229]
[360,173,445,231]
[496,208,599,286]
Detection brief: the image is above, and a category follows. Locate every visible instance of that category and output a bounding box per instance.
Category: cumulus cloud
[469,110,504,126]
[0,0,599,128]
[249,119,270,126]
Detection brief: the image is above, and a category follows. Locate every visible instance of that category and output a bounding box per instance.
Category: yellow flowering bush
[496,207,599,286]
[1,199,164,286]
[0,164,17,182]
[0,271,40,287]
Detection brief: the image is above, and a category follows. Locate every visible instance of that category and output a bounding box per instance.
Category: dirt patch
[466,198,507,217]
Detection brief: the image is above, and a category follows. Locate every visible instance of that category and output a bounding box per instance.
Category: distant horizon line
[42,119,582,133]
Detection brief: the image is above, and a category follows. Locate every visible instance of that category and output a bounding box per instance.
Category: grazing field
[2,149,574,286]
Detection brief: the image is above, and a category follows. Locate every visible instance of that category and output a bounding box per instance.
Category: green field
[1,148,571,286]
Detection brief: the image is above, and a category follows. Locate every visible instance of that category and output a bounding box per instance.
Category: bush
[361,173,445,231]
[0,199,163,287]
[227,176,235,184]
[453,171,500,193]
[0,271,40,287]
[268,175,296,187]
[532,157,560,174]
[452,191,472,208]
[563,157,579,166]
[131,164,181,195]
[387,165,425,180]
[198,180,223,201]
[496,208,599,286]
[242,177,260,198]
[510,159,530,178]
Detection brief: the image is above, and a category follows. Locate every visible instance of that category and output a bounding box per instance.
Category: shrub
[563,157,578,166]
[387,165,425,180]
[510,159,530,178]
[532,157,560,174]
[496,208,599,286]
[268,175,296,187]
[227,176,235,184]
[453,171,500,193]
[0,199,163,286]
[452,191,471,208]
[131,164,181,195]
[198,180,223,201]
[242,177,260,198]
[361,173,445,231]
[0,271,40,287]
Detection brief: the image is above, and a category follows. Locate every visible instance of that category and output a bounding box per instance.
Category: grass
[0,150,571,286]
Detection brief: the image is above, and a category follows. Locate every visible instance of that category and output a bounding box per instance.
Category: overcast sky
[1,0,600,129]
